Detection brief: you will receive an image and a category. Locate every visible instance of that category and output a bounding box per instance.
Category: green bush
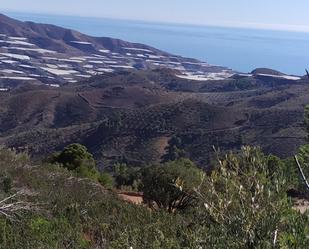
[98,172,115,189]
[194,146,290,248]
[113,163,142,190]
[142,158,203,212]
[53,143,95,171]
[296,144,309,195]
[51,143,99,180]
[1,175,12,193]
[279,210,309,249]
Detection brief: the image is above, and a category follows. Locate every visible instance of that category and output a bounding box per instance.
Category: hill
[0,68,308,167]
[0,13,308,167]
[0,13,232,88]
[0,147,196,248]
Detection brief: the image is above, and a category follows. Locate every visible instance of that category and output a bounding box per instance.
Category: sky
[2,0,309,32]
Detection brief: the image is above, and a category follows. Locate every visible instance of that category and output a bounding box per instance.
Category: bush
[53,144,95,171]
[279,210,309,249]
[1,175,12,193]
[113,163,142,190]
[142,158,203,212]
[98,172,115,189]
[194,146,290,248]
[296,144,309,195]
[51,143,98,179]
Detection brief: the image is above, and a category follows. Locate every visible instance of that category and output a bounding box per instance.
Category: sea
[4,11,309,76]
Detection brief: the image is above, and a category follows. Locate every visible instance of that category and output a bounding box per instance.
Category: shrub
[53,144,95,171]
[194,146,290,248]
[1,175,12,193]
[113,163,142,190]
[296,144,309,195]
[279,210,309,249]
[142,158,204,212]
[98,172,115,189]
[51,143,99,179]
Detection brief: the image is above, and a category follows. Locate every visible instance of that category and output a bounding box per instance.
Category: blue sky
[2,0,309,32]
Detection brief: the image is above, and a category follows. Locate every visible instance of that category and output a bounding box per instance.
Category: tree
[194,146,290,248]
[141,158,203,212]
[162,136,186,162]
[52,143,98,179]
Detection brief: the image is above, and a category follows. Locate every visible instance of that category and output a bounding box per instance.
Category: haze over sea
[5,12,309,76]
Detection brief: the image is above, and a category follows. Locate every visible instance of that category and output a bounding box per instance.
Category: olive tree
[194,147,290,248]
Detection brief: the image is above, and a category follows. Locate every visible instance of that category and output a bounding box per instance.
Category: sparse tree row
[0,107,308,248]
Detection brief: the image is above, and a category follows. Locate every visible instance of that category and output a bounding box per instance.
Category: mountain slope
[0,13,233,88]
[0,69,308,167]
[0,13,308,167]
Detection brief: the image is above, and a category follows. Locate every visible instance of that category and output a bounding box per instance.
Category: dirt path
[118,192,144,205]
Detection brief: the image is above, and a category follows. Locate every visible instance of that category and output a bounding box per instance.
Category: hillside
[1,143,307,248]
[0,68,308,167]
[0,13,308,167]
[0,13,232,88]
[0,148,196,248]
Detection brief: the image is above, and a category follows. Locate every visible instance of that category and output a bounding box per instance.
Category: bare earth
[118,192,144,205]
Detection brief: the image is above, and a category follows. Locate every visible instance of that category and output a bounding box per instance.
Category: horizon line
[3,9,309,35]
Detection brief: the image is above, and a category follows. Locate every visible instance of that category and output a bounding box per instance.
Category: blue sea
[4,12,309,75]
